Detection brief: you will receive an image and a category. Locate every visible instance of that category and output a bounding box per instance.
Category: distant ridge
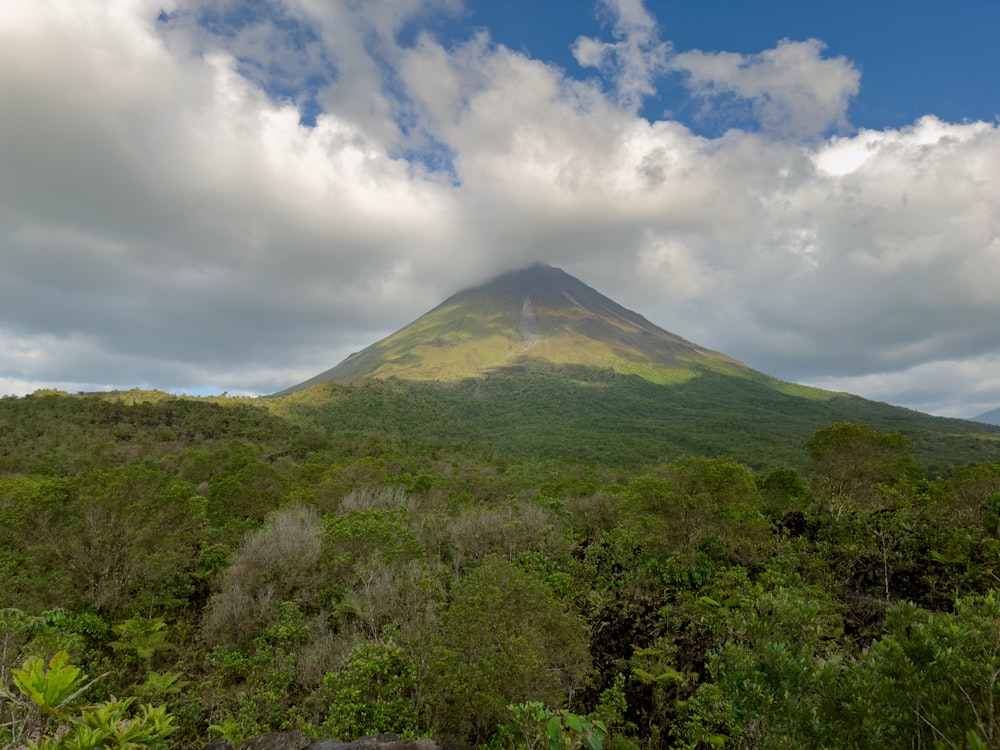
[278,264,751,394]
[973,406,1000,426]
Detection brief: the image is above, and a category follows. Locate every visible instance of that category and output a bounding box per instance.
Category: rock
[219,730,439,750]
[348,738,437,750]
[304,742,350,750]
[341,735,400,749]
[306,735,439,750]
[384,742,438,750]
[241,731,311,750]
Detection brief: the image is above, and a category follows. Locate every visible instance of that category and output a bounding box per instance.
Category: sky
[1,0,999,419]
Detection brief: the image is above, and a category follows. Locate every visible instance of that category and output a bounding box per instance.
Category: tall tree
[807,422,917,518]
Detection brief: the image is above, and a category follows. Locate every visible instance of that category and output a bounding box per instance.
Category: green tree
[0,478,75,611]
[676,579,850,748]
[858,593,1000,748]
[627,457,771,564]
[43,466,205,614]
[948,463,1000,526]
[807,422,917,518]
[321,508,425,582]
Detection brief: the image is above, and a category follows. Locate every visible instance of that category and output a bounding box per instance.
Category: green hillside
[269,363,1000,471]
[277,264,747,391]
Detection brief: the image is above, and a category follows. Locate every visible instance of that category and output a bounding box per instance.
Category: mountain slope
[278,264,750,392]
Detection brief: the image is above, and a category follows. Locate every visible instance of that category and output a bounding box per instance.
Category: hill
[272,265,1000,470]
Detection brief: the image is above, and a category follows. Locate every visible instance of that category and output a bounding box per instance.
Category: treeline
[1,393,999,748]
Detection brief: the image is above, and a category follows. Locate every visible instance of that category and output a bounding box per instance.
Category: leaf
[42,653,84,708]
[12,651,106,720]
[547,715,564,749]
[656,666,686,683]
[13,651,86,712]
[564,712,584,732]
[12,656,47,706]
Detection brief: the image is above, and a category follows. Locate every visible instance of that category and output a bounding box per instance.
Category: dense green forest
[268,366,1000,472]
[1,391,999,749]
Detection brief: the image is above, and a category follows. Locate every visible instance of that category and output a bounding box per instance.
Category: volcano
[272,265,1000,469]
[280,264,752,392]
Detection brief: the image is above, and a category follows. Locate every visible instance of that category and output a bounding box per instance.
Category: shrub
[425,557,591,743]
[203,504,322,647]
[312,639,423,740]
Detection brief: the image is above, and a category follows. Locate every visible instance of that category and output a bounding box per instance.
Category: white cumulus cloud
[670,38,860,138]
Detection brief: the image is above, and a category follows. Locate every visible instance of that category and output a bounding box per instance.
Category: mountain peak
[278,265,748,393]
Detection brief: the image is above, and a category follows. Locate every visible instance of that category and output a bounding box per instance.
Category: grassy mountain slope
[277,264,747,391]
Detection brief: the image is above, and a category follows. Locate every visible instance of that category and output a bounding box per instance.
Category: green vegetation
[268,363,1000,470]
[2,389,1000,748]
[1,650,175,749]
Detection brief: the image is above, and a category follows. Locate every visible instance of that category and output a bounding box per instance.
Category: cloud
[806,352,1000,420]
[0,0,463,393]
[669,38,860,138]
[737,117,1000,375]
[0,0,998,419]
[571,0,671,109]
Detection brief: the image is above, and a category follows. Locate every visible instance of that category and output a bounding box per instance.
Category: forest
[1,390,999,749]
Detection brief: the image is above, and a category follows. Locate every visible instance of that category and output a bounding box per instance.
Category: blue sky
[0,0,998,418]
[473,0,1000,132]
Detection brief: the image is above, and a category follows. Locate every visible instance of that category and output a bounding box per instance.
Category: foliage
[627,456,771,564]
[807,421,918,517]
[860,593,1000,748]
[425,557,592,742]
[3,389,1000,749]
[202,504,323,648]
[202,601,311,742]
[448,502,570,573]
[504,702,608,750]
[4,465,207,615]
[313,639,423,740]
[322,508,425,580]
[677,590,1000,749]
[110,618,173,663]
[0,651,175,749]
